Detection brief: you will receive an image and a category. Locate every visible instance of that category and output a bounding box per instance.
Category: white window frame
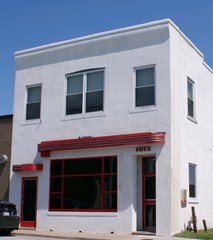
[25,84,42,121]
[187,78,197,122]
[65,69,105,117]
[189,163,197,199]
[134,65,156,109]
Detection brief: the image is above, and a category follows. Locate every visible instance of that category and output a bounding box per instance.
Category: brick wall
[0,115,13,201]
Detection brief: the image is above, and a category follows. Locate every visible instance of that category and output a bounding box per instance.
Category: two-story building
[10,19,213,236]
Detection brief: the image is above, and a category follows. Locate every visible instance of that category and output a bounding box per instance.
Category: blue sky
[0,0,213,115]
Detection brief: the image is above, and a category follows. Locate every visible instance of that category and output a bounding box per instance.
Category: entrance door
[142,156,156,231]
[21,177,37,228]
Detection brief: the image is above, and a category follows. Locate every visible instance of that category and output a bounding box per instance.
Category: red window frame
[49,156,117,212]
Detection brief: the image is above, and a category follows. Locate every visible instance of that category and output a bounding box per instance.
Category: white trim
[46,211,118,217]
[15,19,172,57]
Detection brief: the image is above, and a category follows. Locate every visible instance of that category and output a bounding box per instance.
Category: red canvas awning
[38,132,166,157]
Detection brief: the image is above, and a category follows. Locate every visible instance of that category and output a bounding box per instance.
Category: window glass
[50,194,62,209]
[104,193,117,209]
[51,160,62,175]
[136,86,155,106]
[145,176,156,199]
[66,94,83,115]
[136,68,154,87]
[86,91,103,112]
[104,157,117,173]
[49,156,117,212]
[145,205,156,228]
[50,177,62,192]
[67,75,83,94]
[27,86,41,102]
[64,176,102,209]
[143,157,155,174]
[26,85,41,120]
[187,81,193,99]
[87,71,103,91]
[64,158,102,175]
[135,67,155,107]
[189,164,196,198]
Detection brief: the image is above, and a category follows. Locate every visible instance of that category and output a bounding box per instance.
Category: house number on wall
[136,146,151,152]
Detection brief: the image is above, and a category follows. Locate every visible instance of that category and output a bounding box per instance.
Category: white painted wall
[170,23,213,234]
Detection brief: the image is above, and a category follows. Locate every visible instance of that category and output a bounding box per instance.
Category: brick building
[0,114,13,200]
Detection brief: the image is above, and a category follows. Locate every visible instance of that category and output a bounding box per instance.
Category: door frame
[21,176,38,228]
[142,156,156,231]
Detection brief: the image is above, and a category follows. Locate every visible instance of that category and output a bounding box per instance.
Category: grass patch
[175,228,213,239]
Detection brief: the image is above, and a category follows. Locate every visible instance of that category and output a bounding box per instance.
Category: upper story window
[187,78,195,119]
[135,66,155,107]
[26,85,41,120]
[189,163,197,198]
[66,69,104,115]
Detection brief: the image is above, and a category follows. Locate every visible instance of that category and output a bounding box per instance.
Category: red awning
[13,164,43,172]
[38,132,166,157]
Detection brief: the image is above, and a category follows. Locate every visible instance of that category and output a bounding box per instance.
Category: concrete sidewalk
[13,229,196,240]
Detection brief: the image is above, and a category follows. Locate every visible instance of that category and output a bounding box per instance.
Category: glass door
[142,156,156,231]
[21,177,37,228]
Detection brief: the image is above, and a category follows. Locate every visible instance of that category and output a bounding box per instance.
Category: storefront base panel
[36,211,134,234]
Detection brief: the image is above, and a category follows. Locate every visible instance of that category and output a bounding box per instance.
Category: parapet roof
[15,18,212,73]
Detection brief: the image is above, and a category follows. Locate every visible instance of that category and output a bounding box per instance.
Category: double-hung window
[49,156,117,211]
[189,164,196,198]
[135,66,155,107]
[66,69,104,115]
[26,85,41,120]
[187,78,195,119]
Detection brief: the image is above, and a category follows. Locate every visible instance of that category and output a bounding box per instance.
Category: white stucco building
[10,19,213,236]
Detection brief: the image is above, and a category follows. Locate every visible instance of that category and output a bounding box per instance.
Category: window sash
[66,70,104,115]
[135,67,155,107]
[187,79,195,118]
[189,164,196,198]
[26,86,41,120]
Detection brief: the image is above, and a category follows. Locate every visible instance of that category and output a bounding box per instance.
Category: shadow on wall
[0,164,9,201]
[16,27,169,70]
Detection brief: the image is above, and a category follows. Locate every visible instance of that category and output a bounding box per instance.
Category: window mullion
[62,160,64,209]
[102,158,105,209]
[82,73,87,114]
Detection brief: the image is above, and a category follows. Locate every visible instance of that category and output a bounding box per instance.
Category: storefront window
[49,156,117,211]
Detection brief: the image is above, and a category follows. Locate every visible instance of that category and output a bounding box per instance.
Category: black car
[0,201,20,235]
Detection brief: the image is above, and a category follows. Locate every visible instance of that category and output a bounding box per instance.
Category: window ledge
[21,119,42,126]
[129,105,159,114]
[187,115,198,124]
[62,111,107,121]
[46,211,118,217]
[188,198,199,204]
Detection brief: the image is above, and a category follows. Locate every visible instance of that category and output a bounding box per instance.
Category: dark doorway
[21,177,37,228]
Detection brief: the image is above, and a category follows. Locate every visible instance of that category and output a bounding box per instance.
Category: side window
[66,69,104,115]
[189,164,196,198]
[135,67,155,107]
[26,85,41,120]
[187,78,195,119]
